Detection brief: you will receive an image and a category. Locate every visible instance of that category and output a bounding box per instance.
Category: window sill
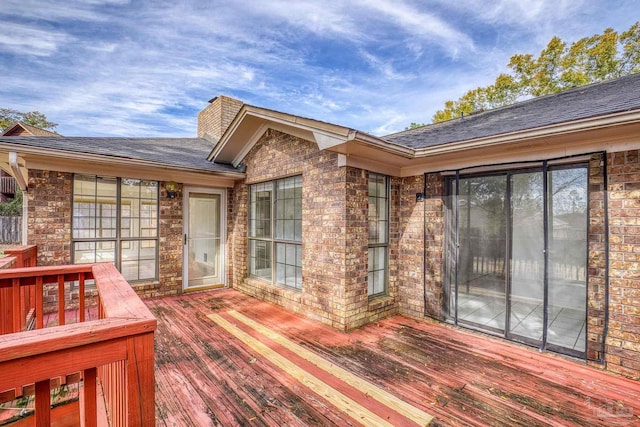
[368,294,394,311]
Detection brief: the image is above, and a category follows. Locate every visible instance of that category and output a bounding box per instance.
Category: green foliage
[405,122,427,130]
[0,189,23,216]
[431,22,640,124]
[0,108,57,131]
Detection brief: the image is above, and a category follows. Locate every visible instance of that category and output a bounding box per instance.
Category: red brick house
[1,74,640,379]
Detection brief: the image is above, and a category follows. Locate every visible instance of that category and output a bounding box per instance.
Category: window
[248,176,302,289]
[72,175,159,282]
[368,173,389,296]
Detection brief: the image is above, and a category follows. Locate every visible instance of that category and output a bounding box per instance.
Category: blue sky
[0,1,638,137]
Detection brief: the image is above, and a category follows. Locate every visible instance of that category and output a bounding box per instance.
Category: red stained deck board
[147,289,640,426]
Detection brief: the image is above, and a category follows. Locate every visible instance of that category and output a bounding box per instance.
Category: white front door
[183,188,226,290]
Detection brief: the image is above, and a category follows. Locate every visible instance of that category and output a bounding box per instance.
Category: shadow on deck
[148,289,640,427]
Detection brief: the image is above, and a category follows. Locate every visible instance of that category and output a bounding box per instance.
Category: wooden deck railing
[0,245,37,335]
[0,263,156,426]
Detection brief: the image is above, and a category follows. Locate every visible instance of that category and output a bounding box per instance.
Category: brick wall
[26,170,184,298]
[27,170,72,266]
[155,181,183,296]
[230,129,399,330]
[396,173,445,320]
[197,96,243,139]
[587,154,607,364]
[605,150,640,379]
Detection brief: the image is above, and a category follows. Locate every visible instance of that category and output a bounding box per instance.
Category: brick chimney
[197,95,244,140]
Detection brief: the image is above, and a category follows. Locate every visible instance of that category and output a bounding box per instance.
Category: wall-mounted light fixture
[165,181,179,199]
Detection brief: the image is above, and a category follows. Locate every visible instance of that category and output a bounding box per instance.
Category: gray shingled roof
[0,136,239,173]
[384,72,640,149]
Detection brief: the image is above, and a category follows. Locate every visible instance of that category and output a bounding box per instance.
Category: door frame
[182,186,227,291]
[443,162,589,358]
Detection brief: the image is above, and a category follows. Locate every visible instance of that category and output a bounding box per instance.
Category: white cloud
[0,0,636,137]
[355,0,475,55]
[0,22,72,56]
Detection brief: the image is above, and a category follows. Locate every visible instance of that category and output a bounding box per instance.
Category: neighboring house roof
[384,72,640,149]
[1,122,60,137]
[0,136,240,174]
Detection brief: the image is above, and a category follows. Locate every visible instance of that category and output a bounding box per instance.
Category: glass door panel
[445,164,588,356]
[509,172,544,343]
[186,192,222,288]
[547,168,588,352]
[457,175,507,332]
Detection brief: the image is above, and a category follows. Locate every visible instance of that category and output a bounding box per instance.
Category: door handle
[184,234,187,245]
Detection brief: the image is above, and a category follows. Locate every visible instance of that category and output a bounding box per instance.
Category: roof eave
[209,106,414,166]
[0,142,245,178]
[413,109,640,158]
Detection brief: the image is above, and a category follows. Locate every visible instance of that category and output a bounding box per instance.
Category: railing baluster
[58,274,65,326]
[84,367,97,427]
[79,272,85,323]
[36,276,44,329]
[12,278,20,332]
[35,379,51,427]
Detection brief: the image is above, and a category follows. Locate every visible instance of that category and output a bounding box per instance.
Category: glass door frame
[182,187,227,291]
[443,161,589,358]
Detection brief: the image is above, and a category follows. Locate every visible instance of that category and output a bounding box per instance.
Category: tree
[431,22,640,124]
[405,122,427,130]
[0,189,22,216]
[0,108,57,132]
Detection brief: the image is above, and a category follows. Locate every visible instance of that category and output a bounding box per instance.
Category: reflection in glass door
[508,172,544,343]
[445,164,588,356]
[456,175,507,332]
[184,189,225,289]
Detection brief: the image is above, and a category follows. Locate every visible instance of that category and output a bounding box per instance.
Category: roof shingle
[384,72,640,149]
[0,136,239,173]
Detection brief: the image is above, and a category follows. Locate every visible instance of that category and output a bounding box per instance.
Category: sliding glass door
[445,164,588,356]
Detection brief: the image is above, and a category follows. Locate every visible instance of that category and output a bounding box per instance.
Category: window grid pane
[249,239,272,280]
[276,242,302,289]
[368,173,389,296]
[275,176,302,242]
[72,175,159,283]
[249,182,272,238]
[249,176,302,289]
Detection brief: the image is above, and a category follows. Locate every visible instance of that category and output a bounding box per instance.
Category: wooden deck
[148,289,640,426]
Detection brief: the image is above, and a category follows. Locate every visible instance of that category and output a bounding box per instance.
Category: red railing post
[126,333,155,426]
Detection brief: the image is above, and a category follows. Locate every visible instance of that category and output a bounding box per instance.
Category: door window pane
[509,172,544,341]
[456,175,507,331]
[547,168,588,352]
[187,193,220,287]
[445,165,588,355]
